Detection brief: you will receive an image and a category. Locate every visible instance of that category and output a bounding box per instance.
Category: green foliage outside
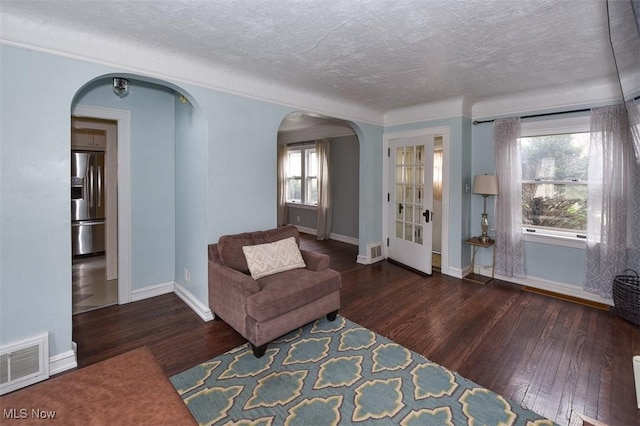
[520,133,589,232]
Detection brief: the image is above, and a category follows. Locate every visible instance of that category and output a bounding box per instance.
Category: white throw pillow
[242,237,306,279]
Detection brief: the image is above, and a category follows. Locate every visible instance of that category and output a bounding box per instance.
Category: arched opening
[69,74,208,325]
[277,112,361,249]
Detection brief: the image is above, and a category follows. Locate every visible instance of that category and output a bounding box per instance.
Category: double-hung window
[519,116,590,241]
[286,144,317,205]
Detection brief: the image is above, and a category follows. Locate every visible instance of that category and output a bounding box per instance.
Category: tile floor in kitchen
[72,254,117,315]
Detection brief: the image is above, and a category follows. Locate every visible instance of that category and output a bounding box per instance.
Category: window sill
[522,231,586,249]
[286,202,317,211]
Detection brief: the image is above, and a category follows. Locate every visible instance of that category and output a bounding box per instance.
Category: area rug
[170,316,555,425]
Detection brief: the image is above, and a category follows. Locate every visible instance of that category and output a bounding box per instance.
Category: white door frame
[382,126,450,276]
[72,105,132,304]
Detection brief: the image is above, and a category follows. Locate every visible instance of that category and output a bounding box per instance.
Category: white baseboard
[174,282,214,322]
[49,349,77,376]
[329,233,359,246]
[469,266,615,306]
[447,266,466,279]
[356,255,369,265]
[633,356,640,409]
[294,225,359,246]
[295,225,317,235]
[131,281,175,302]
[130,280,213,321]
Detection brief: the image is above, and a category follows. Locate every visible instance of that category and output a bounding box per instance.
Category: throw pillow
[242,237,306,279]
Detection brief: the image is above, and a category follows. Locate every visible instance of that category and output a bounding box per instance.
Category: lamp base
[478,235,491,243]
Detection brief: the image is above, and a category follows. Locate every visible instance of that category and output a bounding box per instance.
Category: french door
[388,135,434,274]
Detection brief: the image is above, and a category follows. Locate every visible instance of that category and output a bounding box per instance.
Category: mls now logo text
[3,408,56,419]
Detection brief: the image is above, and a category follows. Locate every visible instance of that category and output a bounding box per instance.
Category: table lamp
[472,175,499,243]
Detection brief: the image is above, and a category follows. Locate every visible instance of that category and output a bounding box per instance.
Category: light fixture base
[113,77,129,98]
[478,235,491,243]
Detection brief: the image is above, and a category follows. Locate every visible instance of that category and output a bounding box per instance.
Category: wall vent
[0,333,49,395]
[367,242,384,263]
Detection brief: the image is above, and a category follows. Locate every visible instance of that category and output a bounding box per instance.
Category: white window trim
[519,114,590,248]
[285,143,318,207]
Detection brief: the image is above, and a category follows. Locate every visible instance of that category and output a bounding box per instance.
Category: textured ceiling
[0,0,625,114]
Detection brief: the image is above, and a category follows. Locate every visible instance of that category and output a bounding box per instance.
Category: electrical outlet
[184,268,191,283]
[296,216,301,222]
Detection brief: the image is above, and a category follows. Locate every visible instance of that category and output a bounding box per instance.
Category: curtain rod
[472,108,590,125]
[472,95,640,125]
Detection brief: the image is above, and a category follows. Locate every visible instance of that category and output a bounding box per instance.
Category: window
[520,116,590,239]
[286,145,317,205]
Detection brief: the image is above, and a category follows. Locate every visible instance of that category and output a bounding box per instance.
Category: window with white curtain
[286,144,317,205]
[519,116,590,241]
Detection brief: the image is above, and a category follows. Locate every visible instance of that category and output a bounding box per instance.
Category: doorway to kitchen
[71,117,118,314]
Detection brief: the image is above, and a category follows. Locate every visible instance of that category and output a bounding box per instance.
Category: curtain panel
[584,104,640,298]
[316,139,332,240]
[493,118,525,278]
[276,143,288,227]
[626,100,640,165]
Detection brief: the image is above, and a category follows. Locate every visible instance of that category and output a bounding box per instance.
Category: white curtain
[626,100,640,165]
[276,143,288,227]
[584,104,640,298]
[316,138,332,240]
[493,117,525,278]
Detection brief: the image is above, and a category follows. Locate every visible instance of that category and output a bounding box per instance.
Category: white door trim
[72,105,132,304]
[383,126,450,276]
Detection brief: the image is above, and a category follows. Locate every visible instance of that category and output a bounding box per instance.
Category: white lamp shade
[472,175,499,195]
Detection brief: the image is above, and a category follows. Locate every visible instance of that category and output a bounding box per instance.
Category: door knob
[422,209,430,223]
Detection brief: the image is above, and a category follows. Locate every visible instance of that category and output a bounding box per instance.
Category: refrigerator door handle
[97,165,102,208]
[89,165,94,207]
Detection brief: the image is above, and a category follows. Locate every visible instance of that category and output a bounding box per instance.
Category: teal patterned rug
[170,316,555,425]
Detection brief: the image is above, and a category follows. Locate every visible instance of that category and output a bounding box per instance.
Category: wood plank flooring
[72,235,640,426]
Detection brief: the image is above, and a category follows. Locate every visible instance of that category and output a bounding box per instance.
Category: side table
[464,237,496,284]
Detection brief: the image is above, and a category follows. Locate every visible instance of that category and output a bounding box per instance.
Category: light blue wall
[73,79,177,290]
[0,45,383,359]
[384,117,472,271]
[174,96,208,303]
[199,89,291,239]
[471,121,587,287]
[352,122,384,256]
[1,46,114,355]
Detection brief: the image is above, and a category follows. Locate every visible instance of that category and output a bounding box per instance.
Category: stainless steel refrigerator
[71,151,106,256]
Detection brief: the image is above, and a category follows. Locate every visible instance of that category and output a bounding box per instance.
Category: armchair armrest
[209,260,261,295]
[208,261,261,329]
[301,249,330,271]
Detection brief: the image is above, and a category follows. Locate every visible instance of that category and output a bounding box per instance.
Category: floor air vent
[0,333,49,395]
[367,242,384,263]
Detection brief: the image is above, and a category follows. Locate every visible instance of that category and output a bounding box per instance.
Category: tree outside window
[520,132,589,234]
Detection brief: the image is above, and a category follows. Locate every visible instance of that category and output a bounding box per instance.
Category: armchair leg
[327,310,339,321]
[251,343,268,358]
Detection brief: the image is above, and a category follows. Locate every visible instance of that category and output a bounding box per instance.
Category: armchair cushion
[247,267,341,322]
[242,237,306,279]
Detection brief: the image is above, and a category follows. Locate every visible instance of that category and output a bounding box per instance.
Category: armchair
[208,225,341,357]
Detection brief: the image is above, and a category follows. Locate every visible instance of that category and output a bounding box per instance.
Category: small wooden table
[464,237,496,284]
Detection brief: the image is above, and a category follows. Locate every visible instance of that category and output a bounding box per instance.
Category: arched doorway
[70,75,208,316]
[277,112,361,248]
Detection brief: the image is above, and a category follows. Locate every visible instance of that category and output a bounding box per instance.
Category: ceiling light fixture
[113,77,129,98]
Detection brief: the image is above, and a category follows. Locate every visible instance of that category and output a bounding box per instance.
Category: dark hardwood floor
[72,234,640,426]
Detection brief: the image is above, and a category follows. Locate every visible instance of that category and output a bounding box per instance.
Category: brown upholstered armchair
[208,225,341,357]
